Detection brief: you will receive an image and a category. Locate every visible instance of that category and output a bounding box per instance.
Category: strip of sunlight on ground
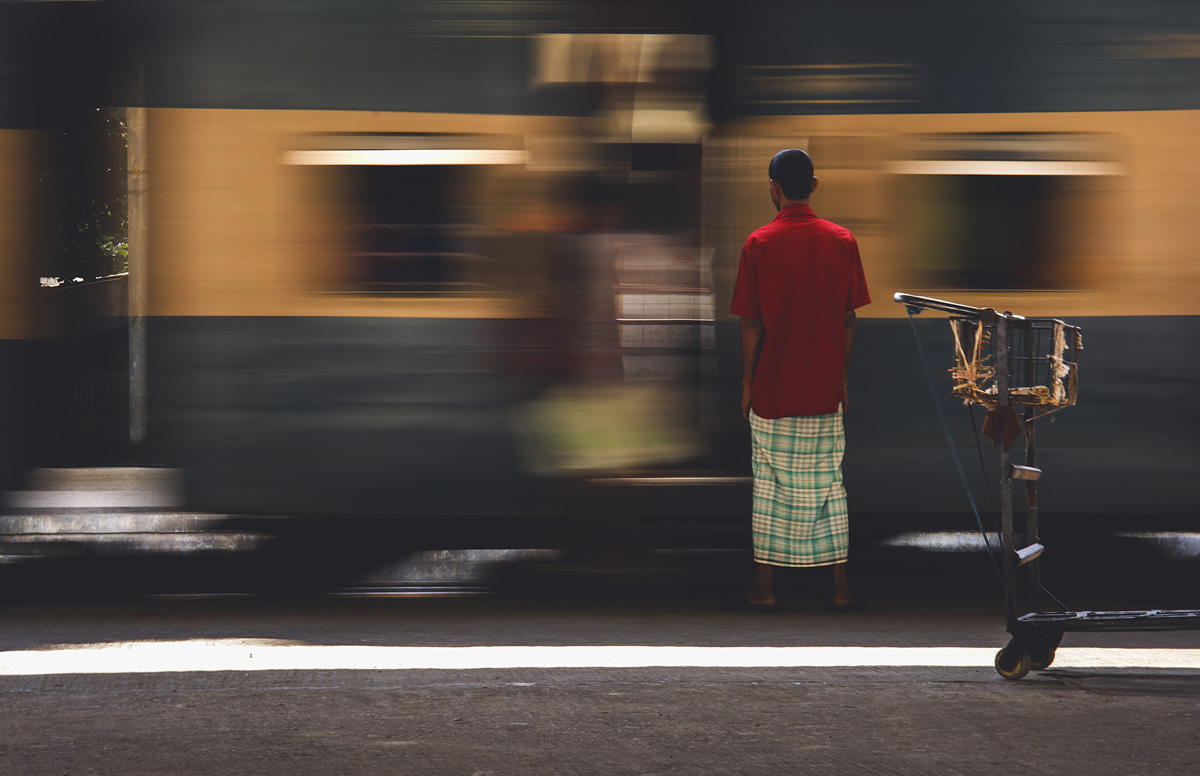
[3,643,1200,676]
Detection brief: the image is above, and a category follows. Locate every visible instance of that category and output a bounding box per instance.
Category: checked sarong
[748,406,849,567]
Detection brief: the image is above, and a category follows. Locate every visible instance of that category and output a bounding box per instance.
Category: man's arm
[739,317,765,420]
[843,309,856,411]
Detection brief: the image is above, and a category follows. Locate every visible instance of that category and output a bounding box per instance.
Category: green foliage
[42,107,128,282]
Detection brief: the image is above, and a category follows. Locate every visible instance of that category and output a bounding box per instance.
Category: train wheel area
[2,467,1197,607]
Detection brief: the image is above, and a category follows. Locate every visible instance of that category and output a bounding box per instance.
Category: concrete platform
[1,597,1198,774]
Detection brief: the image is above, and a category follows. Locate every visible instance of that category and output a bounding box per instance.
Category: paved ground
[2,596,1199,775]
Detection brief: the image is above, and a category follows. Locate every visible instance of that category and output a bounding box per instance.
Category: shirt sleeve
[845,236,871,311]
[729,240,761,319]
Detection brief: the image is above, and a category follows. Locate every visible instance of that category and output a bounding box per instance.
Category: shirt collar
[773,203,816,221]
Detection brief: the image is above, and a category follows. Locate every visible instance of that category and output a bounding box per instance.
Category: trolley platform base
[995,609,1200,680]
[1017,609,1200,631]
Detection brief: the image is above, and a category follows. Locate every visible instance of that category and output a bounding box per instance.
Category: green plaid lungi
[749,406,849,567]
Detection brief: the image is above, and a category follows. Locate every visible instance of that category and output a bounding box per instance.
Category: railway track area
[3,468,1198,605]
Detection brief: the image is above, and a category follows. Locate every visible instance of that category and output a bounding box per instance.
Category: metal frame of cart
[895,292,1200,680]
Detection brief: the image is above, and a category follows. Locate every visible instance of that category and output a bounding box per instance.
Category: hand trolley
[895,292,1200,680]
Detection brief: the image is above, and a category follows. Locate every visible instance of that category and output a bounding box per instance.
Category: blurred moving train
[2,1,1199,551]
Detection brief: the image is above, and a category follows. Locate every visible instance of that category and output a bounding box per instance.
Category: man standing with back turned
[729,149,871,611]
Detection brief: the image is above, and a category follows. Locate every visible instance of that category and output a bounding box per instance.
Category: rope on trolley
[904,308,1005,591]
[966,403,1000,530]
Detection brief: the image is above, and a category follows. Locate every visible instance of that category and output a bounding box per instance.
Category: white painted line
[3,642,1200,676]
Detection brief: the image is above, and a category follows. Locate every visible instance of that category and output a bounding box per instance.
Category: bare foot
[747,593,776,607]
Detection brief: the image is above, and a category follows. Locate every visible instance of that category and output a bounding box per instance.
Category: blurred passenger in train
[489,173,620,395]
[506,172,699,475]
[728,149,871,612]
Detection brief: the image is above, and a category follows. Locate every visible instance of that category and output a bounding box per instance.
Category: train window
[614,243,716,382]
[346,164,475,294]
[894,134,1121,290]
[905,173,1066,289]
[287,137,527,296]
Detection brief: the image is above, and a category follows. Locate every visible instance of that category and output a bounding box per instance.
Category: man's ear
[810,176,820,196]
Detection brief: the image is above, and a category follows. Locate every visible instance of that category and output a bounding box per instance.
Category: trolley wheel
[1029,632,1064,671]
[995,646,1032,680]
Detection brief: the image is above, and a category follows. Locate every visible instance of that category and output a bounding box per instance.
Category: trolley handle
[894,292,992,319]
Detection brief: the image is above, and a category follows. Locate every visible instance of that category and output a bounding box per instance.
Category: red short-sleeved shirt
[730,203,871,418]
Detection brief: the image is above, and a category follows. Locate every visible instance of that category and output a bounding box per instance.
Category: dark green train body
[5,0,1199,545]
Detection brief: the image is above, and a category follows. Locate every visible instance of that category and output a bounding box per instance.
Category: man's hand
[843,309,856,415]
[738,317,765,422]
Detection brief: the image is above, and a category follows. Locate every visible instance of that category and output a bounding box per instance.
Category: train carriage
[12,1,1197,551]
[0,0,124,490]
[137,1,733,533]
